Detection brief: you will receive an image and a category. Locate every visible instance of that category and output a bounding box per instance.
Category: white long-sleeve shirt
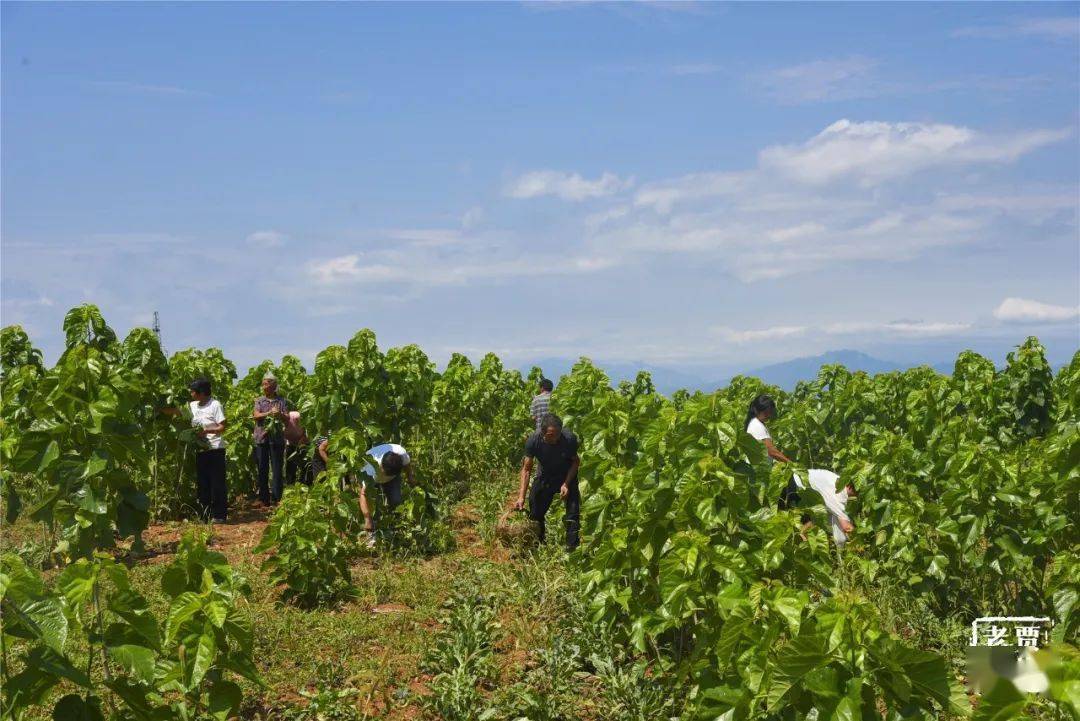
[793,469,851,546]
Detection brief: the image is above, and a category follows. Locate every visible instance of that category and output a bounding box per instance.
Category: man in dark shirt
[514,413,581,550]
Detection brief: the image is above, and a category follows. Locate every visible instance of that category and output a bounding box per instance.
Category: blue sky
[3,1,1078,375]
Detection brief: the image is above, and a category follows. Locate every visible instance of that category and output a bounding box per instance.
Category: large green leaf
[108,589,160,649]
[20,597,69,651]
[105,679,156,718]
[11,433,59,474]
[4,480,22,524]
[51,694,104,721]
[223,611,254,652]
[206,680,243,721]
[160,565,188,598]
[971,678,1026,721]
[165,592,203,643]
[108,644,157,685]
[3,665,61,712]
[824,677,864,721]
[56,559,97,605]
[766,630,828,713]
[220,650,264,685]
[1038,644,1080,717]
[116,487,150,539]
[0,553,44,603]
[885,643,963,712]
[27,645,91,687]
[185,625,217,690]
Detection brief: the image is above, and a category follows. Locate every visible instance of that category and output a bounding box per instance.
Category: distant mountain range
[718,350,956,391]
[523,350,957,394]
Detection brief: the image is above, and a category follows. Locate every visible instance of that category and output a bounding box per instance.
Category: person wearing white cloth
[793,469,856,546]
[185,378,228,523]
[359,443,414,547]
[745,394,803,511]
[745,394,793,465]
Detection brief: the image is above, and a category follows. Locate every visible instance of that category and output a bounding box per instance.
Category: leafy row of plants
[3,305,1077,719]
[1,530,260,720]
[552,342,1078,719]
[2,306,532,609]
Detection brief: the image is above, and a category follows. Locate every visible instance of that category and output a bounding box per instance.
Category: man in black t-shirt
[514,413,581,550]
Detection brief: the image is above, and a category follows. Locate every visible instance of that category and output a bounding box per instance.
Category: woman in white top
[745,394,855,542]
[746,394,804,512]
[745,394,793,464]
[187,378,228,522]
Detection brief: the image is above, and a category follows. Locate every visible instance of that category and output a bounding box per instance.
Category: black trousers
[285,445,312,487]
[255,443,285,504]
[778,478,811,524]
[778,478,801,510]
[195,448,228,521]
[529,478,580,550]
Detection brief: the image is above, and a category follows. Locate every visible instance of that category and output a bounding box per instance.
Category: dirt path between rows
[134,495,536,720]
[139,496,273,565]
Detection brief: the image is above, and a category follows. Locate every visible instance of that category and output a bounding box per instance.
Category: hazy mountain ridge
[523,350,957,394]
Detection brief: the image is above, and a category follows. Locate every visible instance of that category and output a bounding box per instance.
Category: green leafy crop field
[1,305,1077,720]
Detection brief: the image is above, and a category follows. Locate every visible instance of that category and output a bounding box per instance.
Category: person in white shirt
[796,469,856,546]
[745,394,808,511]
[187,378,228,523]
[745,394,794,464]
[359,443,414,547]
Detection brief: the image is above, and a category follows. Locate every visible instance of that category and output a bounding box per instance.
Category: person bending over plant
[359,442,414,548]
[797,469,856,545]
[310,432,331,482]
[515,413,581,551]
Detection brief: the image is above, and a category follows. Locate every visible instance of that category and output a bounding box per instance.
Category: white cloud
[2,295,55,310]
[246,230,287,248]
[760,56,879,103]
[767,222,825,243]
[935,191,1079,213]
[580,119,1076,282]
[5,232,185,253]
[758,119,1070,186]
[384,228,464,247]
[994,297,1080,323]
[461,206,485,229]
[585,205,631,229]
[822,320,973,337]
[589,204,986,282]
[307,118,1074,294]
[709,319,973,345]
[306,251,615,288]
[629,121,1070,217]
[506,170,631,201]
[755,56,1054,104]
[714,325,808,344]
[307,255,403,284]
[954,17,1080,41]
[634,171,749,213]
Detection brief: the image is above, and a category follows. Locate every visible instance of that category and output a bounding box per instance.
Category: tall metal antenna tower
[152,311,166,355]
